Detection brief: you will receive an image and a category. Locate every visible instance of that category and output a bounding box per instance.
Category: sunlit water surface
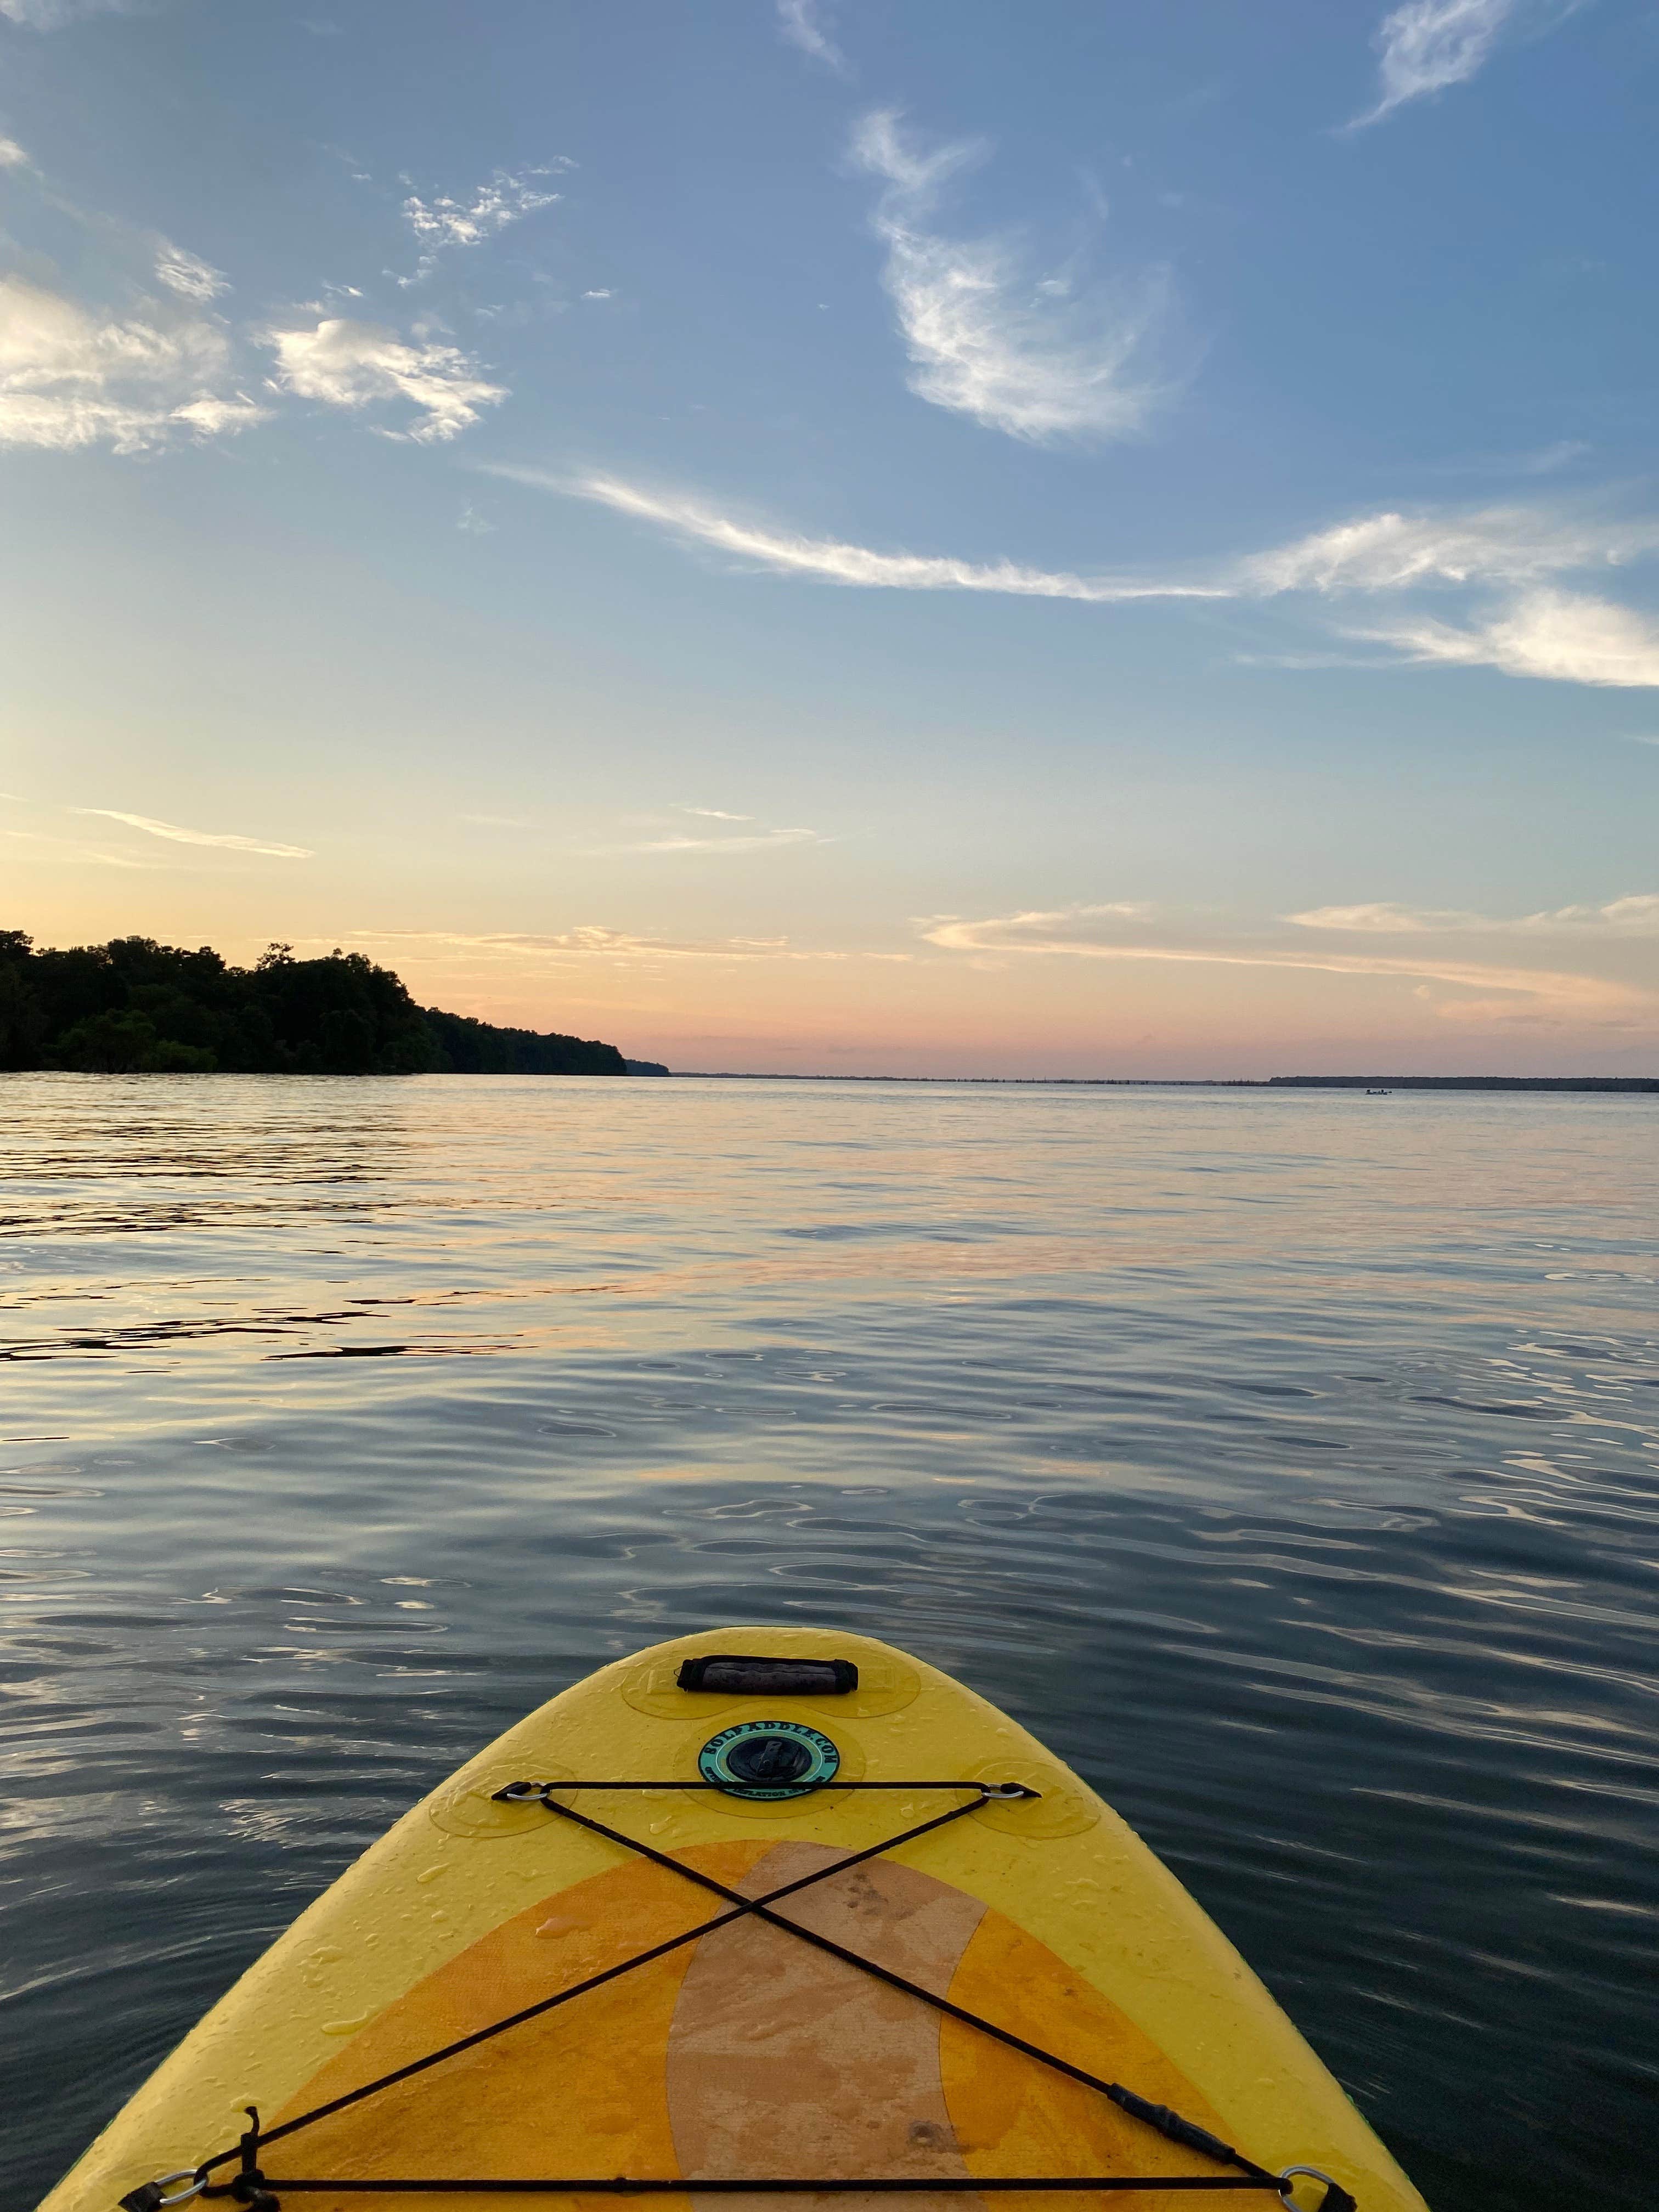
[4,1074,1657,2210]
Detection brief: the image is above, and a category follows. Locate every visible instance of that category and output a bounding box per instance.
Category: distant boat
[1366,1087,1391,1096]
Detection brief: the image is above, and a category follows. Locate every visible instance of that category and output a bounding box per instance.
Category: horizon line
[666,1071,1659,1090]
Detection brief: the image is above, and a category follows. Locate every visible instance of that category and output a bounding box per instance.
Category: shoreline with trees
[0,932,631,1076]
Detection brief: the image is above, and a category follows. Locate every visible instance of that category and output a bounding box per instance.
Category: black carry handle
[675,1655,859,1695]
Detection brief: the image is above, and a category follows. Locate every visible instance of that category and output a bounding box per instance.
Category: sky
[2,0,1657,1077]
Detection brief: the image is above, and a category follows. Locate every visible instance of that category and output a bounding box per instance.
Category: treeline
[0,932,628,1076]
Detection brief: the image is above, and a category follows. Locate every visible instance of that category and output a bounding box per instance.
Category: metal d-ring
[1278,2166,1343,2209]
[134,2172,208,2208]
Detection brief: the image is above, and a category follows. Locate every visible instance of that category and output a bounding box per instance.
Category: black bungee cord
[120,1779,1356,2212]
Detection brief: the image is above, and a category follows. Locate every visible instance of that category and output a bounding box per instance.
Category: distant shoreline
[1,931,630,1077]
[673,1073,1659,1092]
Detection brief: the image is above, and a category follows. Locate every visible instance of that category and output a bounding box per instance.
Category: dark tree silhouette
[0,933,630,1076]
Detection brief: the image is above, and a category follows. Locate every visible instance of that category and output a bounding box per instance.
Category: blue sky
[2,0,1657,1074]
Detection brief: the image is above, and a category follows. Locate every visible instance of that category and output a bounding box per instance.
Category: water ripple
[0,1073,1655,2210]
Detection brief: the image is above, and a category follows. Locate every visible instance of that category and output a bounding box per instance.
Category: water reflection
[1,1073,1656,2210]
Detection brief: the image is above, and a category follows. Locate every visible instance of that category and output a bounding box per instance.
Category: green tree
[0,928,631,1076]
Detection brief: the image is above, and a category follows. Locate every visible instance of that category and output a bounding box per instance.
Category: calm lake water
[4,1073,1657,2211]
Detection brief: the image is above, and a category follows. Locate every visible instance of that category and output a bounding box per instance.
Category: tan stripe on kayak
[667,1841,989,2212]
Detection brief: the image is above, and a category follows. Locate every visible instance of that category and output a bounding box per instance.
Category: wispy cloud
[0,146,266,451]
[0,0,138,24]
[1419,438,1591,479]
[923,905,1647,1017]
[1251,509,1659,687]
[3,826,159,869]
[596,811,825,856]
[623,832,818,854]
[1355,590,1659,687]
[1348,0,1518,129]
[1287,893,1659,935]
[776,0,848,74]
[398,165,570,284]
[495,466,1659,687]
[0,273,268,453]
[1285,902,1490,934]
[850,110,1171,444]
[505,464,1657,605]
[345,927,868,966]
[488,468,1223,602]
[1241,506,1658,594]
[73,808,314,858]
[263,318,506,442]
[153,241,228,303]
[0,143,529,467]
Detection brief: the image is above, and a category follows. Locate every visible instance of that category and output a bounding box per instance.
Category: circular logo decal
[698,1718,840,1799]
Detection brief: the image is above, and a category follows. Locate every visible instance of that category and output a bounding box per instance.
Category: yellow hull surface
[43,1629,1426,2212]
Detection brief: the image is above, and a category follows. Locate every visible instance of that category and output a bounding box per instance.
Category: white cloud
[491,464,1659,689]
[0,137,31,168]
[0,0,134,22]
[850,110,1170,444]
[364,927,733,960]
[1287,894,1659,935]
[73,808,314,858]
[777,0,848,74]
[0,273,267,452]
[1350,0,1517,129]
[1248,509,1659,690]
[1358,590,1659,687]
[263,318,506,442]
[623,829,820,854]
[489,467,1222,603]
[594,813,824,855]
[346,927,854,965]
[154,242,228,303]
[399,166,568,282]
[1283,902,1483,934]
[1241,506,1658,595]
[168,393,268,436]
[922,906,1646,1015]
[510,469,1656,616]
